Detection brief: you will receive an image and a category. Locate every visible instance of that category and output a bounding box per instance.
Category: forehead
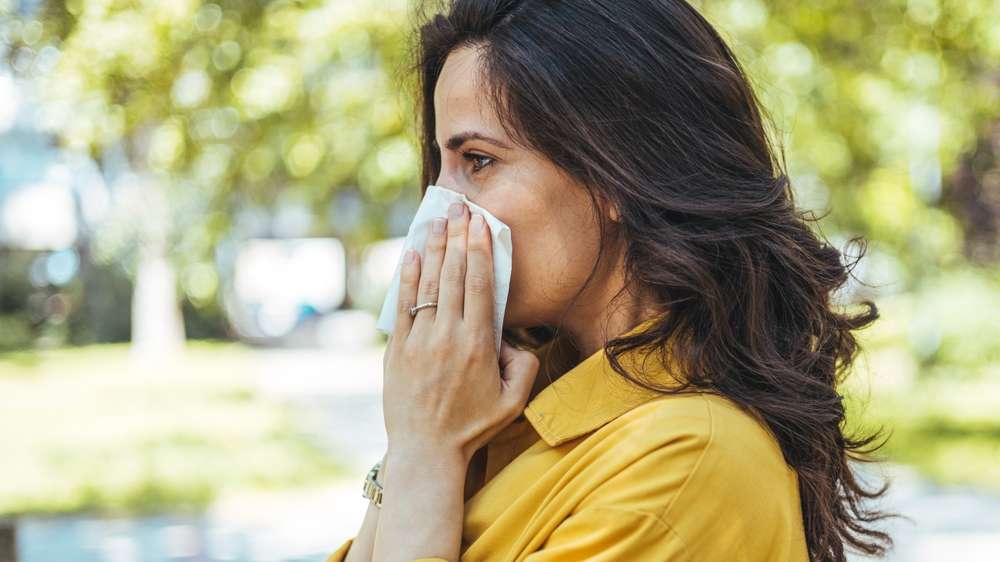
[433,46,503,135]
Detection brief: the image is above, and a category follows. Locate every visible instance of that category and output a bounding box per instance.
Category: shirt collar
[522,314,682,447]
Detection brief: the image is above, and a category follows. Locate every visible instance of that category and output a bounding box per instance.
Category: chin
[501,305,528,331]
[501,306,550,334]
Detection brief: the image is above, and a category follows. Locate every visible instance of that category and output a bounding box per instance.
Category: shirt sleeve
[522,505,683,561]
[324,536,450,562]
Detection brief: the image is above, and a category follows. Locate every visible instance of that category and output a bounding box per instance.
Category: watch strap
[362,460,384,507]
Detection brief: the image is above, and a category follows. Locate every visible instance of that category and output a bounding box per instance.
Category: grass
[0,341,348,516]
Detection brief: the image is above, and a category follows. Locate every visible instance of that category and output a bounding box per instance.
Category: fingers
[393,248,420,341]
[499,339,540,412]
[465,213,495,343]
[412,216,448,330]
[438,202,469,325]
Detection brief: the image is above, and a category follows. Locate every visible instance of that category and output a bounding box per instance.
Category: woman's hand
[382,201,540,465]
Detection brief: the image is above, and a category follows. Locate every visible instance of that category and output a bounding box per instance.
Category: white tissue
[376,184,513,356]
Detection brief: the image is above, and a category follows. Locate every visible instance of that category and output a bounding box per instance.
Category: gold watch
[362,460,384,507]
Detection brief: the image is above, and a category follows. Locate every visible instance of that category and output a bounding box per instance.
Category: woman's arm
[371,444,468,562]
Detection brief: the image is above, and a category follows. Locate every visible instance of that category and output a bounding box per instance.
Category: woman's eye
[462,152,495,174]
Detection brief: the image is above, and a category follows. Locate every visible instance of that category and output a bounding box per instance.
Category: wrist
[385,442,468,477]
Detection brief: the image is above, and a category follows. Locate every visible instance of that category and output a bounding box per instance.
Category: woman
[329,0,895,560]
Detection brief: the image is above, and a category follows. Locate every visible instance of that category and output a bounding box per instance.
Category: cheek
[476,169,597,324]
[503,214,598,323]
[498,215,556,324]
[507,229,552,295]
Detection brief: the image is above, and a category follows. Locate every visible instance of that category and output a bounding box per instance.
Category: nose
[431,172,454,190]
[431,175,469,198]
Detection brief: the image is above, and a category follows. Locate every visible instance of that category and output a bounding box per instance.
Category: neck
[558,247,662,358]
[561,297,661,359]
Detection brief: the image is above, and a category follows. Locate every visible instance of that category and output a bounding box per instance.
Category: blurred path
[249,345,389,475]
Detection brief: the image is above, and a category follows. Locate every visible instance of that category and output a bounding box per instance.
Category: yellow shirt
[326,317,808,561]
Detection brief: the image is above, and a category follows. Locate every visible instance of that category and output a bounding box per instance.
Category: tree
[4,0,999,350]
[691,0,1000,287]
[6,0,419,351]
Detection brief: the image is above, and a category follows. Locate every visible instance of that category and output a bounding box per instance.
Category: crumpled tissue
[376,184,513,356]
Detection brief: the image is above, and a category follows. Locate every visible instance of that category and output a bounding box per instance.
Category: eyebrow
[435,130,512,151]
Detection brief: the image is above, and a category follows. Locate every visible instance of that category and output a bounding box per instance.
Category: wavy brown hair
[405,0,897,559]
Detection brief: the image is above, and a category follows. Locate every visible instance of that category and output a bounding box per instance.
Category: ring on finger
[409,301,438,317]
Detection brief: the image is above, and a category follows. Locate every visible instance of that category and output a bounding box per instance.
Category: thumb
[499,339,540,407]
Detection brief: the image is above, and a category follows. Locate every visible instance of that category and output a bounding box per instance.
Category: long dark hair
[405,1,895,559]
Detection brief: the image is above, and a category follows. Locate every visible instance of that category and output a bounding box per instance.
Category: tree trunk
[130,239,185,361]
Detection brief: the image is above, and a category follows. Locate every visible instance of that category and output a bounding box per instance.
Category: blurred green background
[0,0,999,560]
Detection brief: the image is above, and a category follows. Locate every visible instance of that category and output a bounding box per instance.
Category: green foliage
[851,266,1000,382]
[0,342,347,516]
[5,0,992,298]
[11,0,419,306]
[691,0,1000,282]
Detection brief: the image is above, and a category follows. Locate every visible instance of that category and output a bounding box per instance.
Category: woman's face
[432,46,616,330]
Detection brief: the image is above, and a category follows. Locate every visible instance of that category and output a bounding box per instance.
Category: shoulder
[605,390,790,463]
[580,392,800,522]
[593,390,782,455]
[562,391,807,558]
[633,390,790,470]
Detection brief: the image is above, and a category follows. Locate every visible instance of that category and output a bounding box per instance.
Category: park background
[1,0,998,560]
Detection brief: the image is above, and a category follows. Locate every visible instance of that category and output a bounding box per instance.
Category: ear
[599,196,622,224]
[608,203,621,223]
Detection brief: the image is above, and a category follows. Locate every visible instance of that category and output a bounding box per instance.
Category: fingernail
[432,218,446,234]
[404,249,416,263]
[471,213,485,233]
[449,202,464,219]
